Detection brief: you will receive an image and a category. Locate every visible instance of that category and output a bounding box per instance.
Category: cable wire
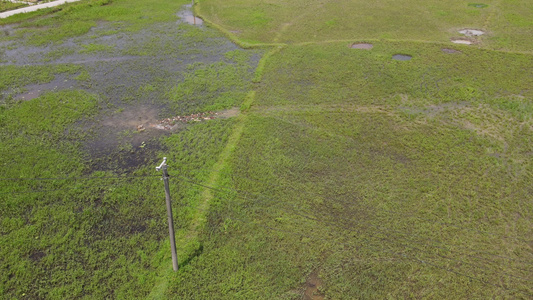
[0,174,160,181]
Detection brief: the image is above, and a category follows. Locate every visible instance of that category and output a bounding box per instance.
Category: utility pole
[156,157,178,271]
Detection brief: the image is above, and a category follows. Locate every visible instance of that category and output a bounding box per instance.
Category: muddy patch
[451,39,473,45]
[84,104,169,172]
[392,54,412,61]
[15,74,77,100]
[468,3,488,8]
[303,271,325,300]
[442,48,461,54]
[350,43,373,50]
[151,108,240,131]
[101,105,161,130]
[459,29,485,37]
[177,4,203,26]
[29,251,46,262]
[86,106,240,172]
[129,224,147,234]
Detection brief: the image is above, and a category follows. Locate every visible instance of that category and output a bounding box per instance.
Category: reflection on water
[177,4,203,26]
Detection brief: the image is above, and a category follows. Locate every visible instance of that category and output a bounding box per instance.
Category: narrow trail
[482,0,502,31]
[147,39,280,300]
[272,0,326,43]
[146,113,249,299]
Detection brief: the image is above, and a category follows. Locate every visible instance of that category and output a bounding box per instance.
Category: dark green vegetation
[1,0,532,299]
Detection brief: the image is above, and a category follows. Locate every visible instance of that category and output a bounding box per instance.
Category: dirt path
[0,0,82,18]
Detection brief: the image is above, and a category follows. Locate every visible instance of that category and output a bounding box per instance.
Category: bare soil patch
[150,108,240,131]
[303,271,325,300]
[350,43,373,50]
[451,39,473,45]
[459,29,485,36]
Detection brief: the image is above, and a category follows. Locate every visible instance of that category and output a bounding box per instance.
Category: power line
[8,173,521,279]
[174,176,533,279]
[0,174,160,181]
[0,187,84,196]
[191,162,532,246]
[175,174,533,264]
[0,175,160,197]
[1,168,530,295]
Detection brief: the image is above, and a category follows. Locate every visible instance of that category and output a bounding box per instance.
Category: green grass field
[1,0,532,298]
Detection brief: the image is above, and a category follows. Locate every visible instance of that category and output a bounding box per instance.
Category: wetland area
[1,0,532,299]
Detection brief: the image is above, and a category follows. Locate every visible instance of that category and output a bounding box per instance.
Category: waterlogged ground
[1,5,260,171]
[0,1,261,298]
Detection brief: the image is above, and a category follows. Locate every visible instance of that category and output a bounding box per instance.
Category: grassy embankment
[0,1,27,13]
[161,0,533,299]
[198,0,532,52]
[1,0,259,298]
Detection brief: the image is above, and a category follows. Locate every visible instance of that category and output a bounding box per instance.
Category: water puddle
[392,54,412,61]
[451,39,473,45]
[442,48,461,54]
[350,43,373,50]
[468,3,488,8]
[459,29,485,36]
[0,24,16,36]
[177,4,203,26]
[60,56,138,65]
[15,74,76,100]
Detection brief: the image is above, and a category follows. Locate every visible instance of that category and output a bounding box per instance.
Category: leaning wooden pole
[156,157,178,271]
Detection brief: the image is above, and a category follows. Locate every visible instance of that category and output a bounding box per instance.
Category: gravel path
[0,0,82,18]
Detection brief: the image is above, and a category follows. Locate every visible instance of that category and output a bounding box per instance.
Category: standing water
[392,54,412,61]
[177,4,203,25]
